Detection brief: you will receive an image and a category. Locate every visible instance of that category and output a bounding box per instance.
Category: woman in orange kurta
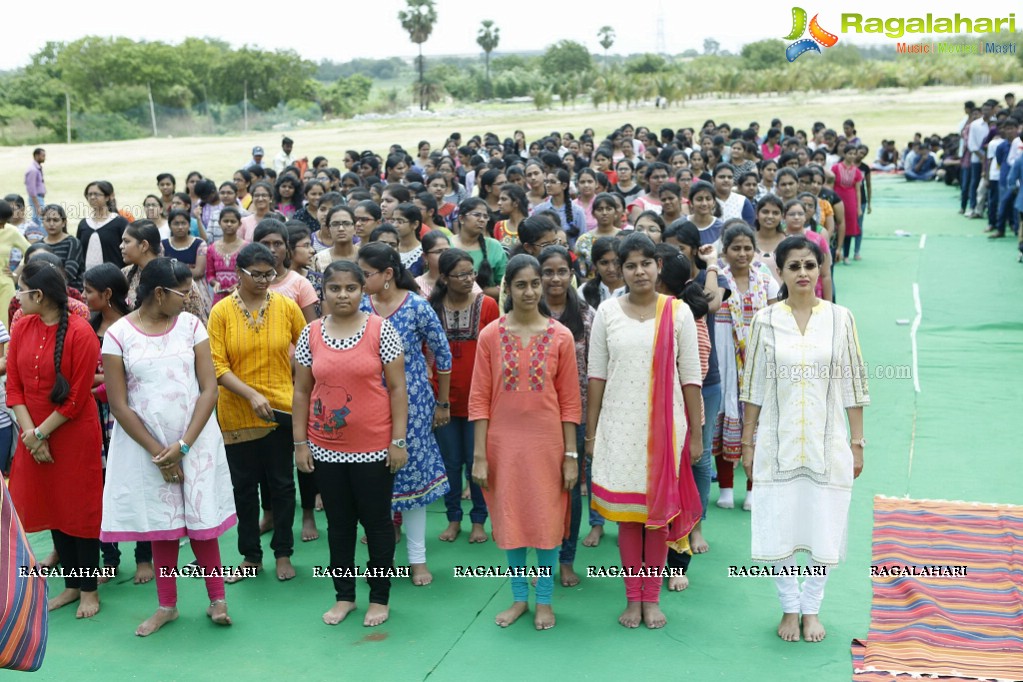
[7,259,103,619]
[469,254,581,632]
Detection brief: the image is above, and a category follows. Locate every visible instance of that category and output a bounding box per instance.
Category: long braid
[50,306,70,404]
[476,232,493,288]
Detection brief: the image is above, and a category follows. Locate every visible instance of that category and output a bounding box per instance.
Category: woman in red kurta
[469,254,581,632]
[7,259,103,619]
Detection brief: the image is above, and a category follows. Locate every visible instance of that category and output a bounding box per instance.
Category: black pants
[100,540,152,568]
[225,427,296,563]
[313,458,395,605]
[667,547,691,573]
[261,471,318,512]
[50,530,100,592]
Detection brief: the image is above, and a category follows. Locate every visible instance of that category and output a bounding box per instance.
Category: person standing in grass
[293,260,408,628]
[470,254,581,630]
[740,235,869,644]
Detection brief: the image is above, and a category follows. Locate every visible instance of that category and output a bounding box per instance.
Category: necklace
[628,297,655,321]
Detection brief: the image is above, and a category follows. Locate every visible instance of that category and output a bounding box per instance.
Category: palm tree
[598,26,615,69]
[398,0,438,110]
[476,20,500,83]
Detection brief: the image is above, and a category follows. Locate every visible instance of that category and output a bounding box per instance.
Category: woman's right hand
[471,457,488,490]
[386,445,408,473]
[32,441,53,464]
[584,435,595,459]
[698,244,718,265]
[249,392,273,421]
[295,444,314,474]
[741,445,754,483]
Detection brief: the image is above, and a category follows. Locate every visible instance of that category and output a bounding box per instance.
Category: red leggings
[151,538,227,608]
[618,522,669,603]
[715,456,752,491]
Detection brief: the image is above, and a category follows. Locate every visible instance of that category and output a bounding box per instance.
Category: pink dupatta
[645,295,702,549]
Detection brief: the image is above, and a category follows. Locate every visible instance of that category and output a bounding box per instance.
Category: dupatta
[645,295,702,550]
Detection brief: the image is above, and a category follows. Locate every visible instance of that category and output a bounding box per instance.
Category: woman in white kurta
[587,232,704,631]
[101,258,236,637]
[740,236,869,644]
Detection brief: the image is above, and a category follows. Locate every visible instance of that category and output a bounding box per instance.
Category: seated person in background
[904,142,938,182]
[871,140,900,172]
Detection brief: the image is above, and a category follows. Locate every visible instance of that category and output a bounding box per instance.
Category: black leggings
[50,530,100,592]
[314,458,395,605]
[225,428,296,563]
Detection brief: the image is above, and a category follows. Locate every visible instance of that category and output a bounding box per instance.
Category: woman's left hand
[689,431,703,465]
[741,445,754,483]
[562,457,579,491]
[160,462,184,484]
[21,429,42,453]
[32,441,53,464]
[152,442,184,470]
[852,444,864,479]
[433,405,451,429]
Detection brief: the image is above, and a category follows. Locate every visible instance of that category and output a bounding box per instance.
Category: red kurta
[7,314,103,537]
[468,317,581,550]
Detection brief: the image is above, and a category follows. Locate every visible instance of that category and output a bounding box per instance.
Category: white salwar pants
[773,558,830,614]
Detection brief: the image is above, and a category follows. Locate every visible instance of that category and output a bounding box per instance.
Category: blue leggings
[506,547,558,605]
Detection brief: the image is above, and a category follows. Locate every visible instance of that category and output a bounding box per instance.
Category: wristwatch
[851,438,867,448]
[33,428,48,441]
[178,440,191,455]
[564,451,579,459]
[391,438,407,449]
[437,402,451,409]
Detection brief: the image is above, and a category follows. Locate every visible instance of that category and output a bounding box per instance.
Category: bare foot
[619,602,642,628]
[48,587,80,612]
[314,494,323,512]
[560,563,579,587]
[668,575,689,591]
[641,602,667,629]
[77,591,100,619]
[276,557,296,581]
[438,521,461,542]
[582,526,604,548]
[802,614,826,642]
[136,606,177,636]
[224,561,262,584]
[40,551,59,569]
[364,603,389,627]
[777,613,801,642]
[98,566,118,585]
[495,602,528,628]
[690,526,709,554]
[323,601,357,625]
[410,563,432,586]
[258,512,274,535]
[302,510,319,542]
[134,561,155,584]
[534,604,556,630]
[468,523,488,543]
[206,600,232,626]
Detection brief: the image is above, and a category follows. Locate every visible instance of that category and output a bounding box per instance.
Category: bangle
[293,440,308,446]
[741,441,754,446]
[584,435,596,442]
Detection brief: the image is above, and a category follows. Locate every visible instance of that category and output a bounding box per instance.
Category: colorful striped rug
[852,496,1023,682]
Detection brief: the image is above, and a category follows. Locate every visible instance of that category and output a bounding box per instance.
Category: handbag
[0,475,48,671]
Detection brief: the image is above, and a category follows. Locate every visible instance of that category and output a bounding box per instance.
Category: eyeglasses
[161,287,188,298]
[362,270,383,279]
[465,212,489,220]
[535,239,558,249]
[426,248,449,255]
[448,270,477,281]
[240,268,278,282]
[785,261,819,272]
[354,216,373,223]
[329,221,354,229]
[15,289,40,298]
[541,268,571,279]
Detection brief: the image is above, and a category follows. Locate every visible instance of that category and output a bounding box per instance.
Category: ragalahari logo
[784,7,839,61]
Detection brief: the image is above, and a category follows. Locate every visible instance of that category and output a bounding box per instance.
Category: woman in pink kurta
[831,147,863,261]
[469,254,581,631]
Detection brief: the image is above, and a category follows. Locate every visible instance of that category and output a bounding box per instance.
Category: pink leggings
[151,538,226,608]
[618,522,669,603]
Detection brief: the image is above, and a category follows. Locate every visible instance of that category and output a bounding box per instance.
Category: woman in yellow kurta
[0,200,32,329]
[469,254,581,632]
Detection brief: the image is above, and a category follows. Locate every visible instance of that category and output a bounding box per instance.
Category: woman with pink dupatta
[586,232,703,629]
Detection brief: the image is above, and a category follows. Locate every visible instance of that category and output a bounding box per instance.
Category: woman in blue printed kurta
[358,243,452,586]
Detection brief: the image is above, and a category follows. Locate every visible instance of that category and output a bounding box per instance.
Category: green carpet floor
[19,177,1023,681]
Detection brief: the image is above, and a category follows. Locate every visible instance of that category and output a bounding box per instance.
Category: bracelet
[584,435,596,442]
[293,440,308,446]
[741,441,754,446]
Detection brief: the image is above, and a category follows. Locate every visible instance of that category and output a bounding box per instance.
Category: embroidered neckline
[232,290,271,330]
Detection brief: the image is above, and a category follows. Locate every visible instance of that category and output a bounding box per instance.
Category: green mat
[20,177,1023,681]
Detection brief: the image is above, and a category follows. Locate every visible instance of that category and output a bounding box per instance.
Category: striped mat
[852,496,1023,682]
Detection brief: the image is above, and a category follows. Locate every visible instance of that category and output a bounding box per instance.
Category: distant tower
[655,1,667,55]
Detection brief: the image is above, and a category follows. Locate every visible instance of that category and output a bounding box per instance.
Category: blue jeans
[968,161,983,210]
[987,181,1001,227]
[996,186,1019,234]
[560,423,587,565]
[435,417,487,524]
[960,163,972,210]
[695,384,721,520]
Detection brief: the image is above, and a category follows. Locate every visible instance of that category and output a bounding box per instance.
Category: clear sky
[2,0,1020,71]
